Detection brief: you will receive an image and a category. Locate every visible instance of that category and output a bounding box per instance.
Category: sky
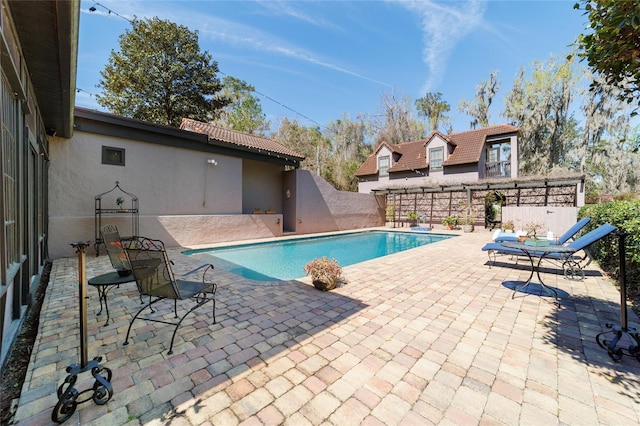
[76,0,590,134]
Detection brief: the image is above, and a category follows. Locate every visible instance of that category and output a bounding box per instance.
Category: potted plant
[116,196,126,211]
[406,212,418,226]
[265,208,276,214]
[441,215,458,230]
[252,208,263,214]
[502,220,515,233]
[459,201,477,232]
[304,257,342,291]
[524,221,544,238]
[385,205,396,224]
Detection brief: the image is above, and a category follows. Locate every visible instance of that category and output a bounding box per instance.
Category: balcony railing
[485,160,511,178]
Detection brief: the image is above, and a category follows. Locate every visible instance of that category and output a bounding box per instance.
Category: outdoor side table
[500,241,575,299]
[88,271,135,326]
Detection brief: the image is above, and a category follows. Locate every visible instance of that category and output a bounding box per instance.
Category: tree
[97,17,229,127]
[368,90,425,145]
[414,92,451,132]
[502,57,577,173]
[574,0,640,113]
[323,114,372,191]
[574,73,638,195]
[213,76,270,135]
[272,118,328,174]
[459,71,500,129]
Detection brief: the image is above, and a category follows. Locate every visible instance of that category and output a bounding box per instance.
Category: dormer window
[429,147,443,171]
[378,155,390,176]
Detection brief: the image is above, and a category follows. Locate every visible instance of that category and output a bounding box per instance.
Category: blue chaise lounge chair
[493,217,591,244]
[487,217,592,267]
[482,222,616,280]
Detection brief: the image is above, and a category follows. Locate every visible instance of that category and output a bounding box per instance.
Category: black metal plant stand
[94,181,139,255]
[596,232,640,362]
[52,242,113,423]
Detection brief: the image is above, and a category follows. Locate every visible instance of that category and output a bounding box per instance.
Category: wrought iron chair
[123,236,217,355]
[100,224,133,274]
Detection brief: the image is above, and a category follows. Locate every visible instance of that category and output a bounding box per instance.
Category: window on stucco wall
[429,147,443,171]
[378,155,390,176]
[102,146,126,166]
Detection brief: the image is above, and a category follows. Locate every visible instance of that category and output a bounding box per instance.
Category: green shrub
[579,200,640,308]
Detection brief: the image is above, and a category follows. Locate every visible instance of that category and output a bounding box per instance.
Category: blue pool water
[183,230,453,281]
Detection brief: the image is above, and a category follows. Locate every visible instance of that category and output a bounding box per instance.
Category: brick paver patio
[12,230,640,425]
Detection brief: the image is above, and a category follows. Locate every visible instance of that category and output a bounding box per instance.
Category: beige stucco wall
[292,170,384,234]
[242,159,283,213]
[49,131,243,216]
[48,131,385,259]
[49,131,246,258]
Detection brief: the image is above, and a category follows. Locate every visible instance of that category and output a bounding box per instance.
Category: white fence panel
[502,206,579,236]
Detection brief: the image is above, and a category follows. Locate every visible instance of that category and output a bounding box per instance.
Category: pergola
[372,174,585,227]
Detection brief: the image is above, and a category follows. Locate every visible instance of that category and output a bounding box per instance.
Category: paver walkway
[13,230,640,425]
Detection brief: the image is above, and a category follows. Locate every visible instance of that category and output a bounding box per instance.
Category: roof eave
[10,0,79,138]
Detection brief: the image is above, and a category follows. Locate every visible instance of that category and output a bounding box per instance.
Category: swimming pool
[183,230,454,281]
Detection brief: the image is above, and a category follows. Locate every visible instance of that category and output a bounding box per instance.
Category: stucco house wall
[242,159,283,214]
[442,164,479,182]
[49,130,243,216]
[291,170,385,234]
[48,116,385,259]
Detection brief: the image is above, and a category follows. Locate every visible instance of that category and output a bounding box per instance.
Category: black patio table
[88,271,136,326]
[500,241,575,299]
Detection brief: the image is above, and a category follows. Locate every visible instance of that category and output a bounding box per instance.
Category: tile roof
[180,118,305,160]
[355,124,518,176]
[387,140,428,173]
[444,124,518,166]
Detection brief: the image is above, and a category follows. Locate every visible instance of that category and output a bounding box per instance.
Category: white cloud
[81,1,391,88]
[398,0,488,92]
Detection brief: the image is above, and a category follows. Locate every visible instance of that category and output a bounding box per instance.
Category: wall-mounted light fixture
[207,158,217,166]
[286,189,291,199]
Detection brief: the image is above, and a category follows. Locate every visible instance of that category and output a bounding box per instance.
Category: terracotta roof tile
[444,124,518,166]
[388,140,428,172]
[356,155,379,176]
[356,124,518,177]
[180,118,305,160]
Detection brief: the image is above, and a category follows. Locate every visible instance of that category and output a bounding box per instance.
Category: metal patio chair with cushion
[123,236,217,355]
[481,222,616,281]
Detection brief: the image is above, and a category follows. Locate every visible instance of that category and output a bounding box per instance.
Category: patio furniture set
[480,218,640,365]
[52,225,219,423]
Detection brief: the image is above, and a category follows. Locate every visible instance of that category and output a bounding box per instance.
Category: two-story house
[356,124,519,193]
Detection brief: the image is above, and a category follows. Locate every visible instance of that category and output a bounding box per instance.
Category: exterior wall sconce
[286,189,291,198]
[207,159,217,166]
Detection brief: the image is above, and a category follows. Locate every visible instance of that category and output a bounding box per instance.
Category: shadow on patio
[13,231,640,425]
